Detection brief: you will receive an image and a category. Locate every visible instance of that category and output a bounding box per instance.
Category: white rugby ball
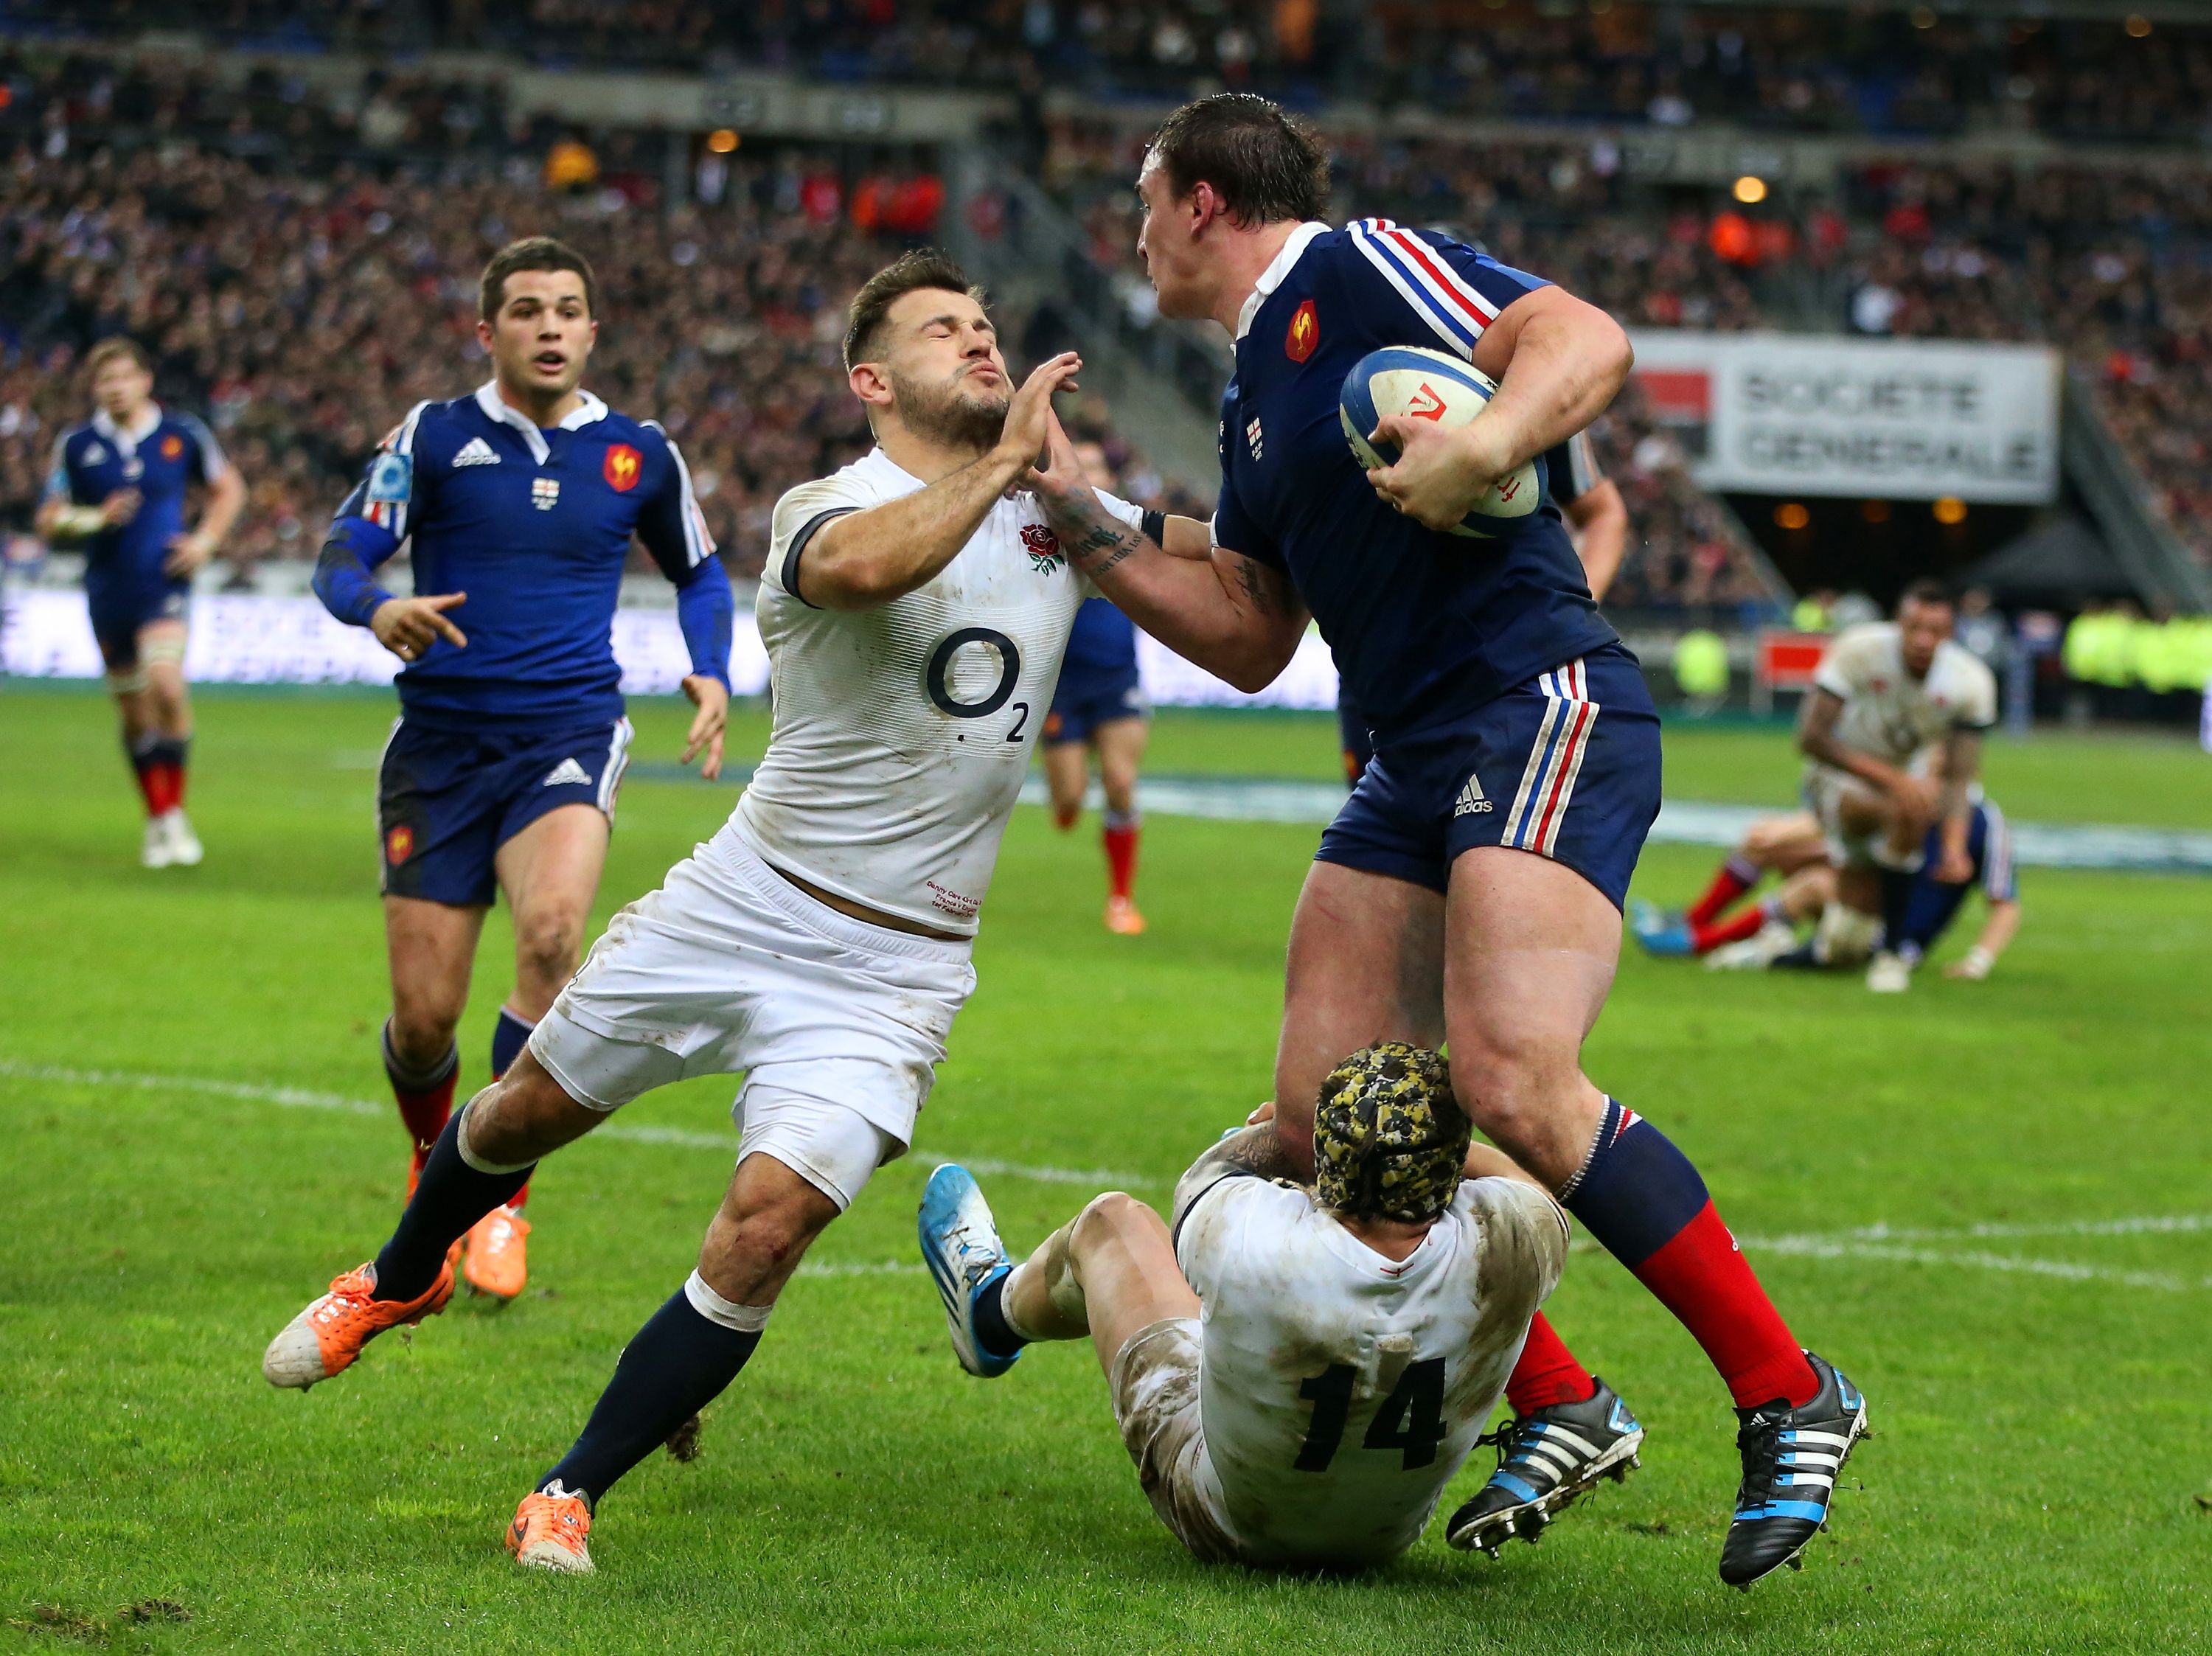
[1339,345,1544,537]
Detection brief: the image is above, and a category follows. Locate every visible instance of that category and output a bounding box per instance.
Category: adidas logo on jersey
[1453,773,1492,815]
[541,757,593,788]
[451,437,500,467]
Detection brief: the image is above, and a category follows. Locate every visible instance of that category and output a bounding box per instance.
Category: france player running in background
[37,337,245,869]
[1023,94,1865,1588]
[1042,436,1155,935]
[311,237,733,1299]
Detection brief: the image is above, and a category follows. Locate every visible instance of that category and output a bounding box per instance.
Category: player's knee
[514,911,584,988]
[388,1003,462,1067]
[1448,1037,1574,1147]
[702,1191,827,1290]
[1071,1190,1154,1254]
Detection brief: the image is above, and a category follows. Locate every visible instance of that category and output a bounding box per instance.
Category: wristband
[1140,509,1166,548]
[50,504,108,540]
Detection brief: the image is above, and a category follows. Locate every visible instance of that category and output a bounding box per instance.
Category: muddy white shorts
[1108,1318,1248,1566]
[1802,764,1921,872]
[529,825,976,1210]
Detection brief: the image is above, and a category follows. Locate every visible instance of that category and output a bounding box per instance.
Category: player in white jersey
[918,1044,1576,1570]
[260,251,1206,1575]
[1796,580,1997,987]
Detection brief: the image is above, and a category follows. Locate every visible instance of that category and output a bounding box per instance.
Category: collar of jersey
[91,402,162,450]
[1233,220,1331,343]
[1316,1201,1447,1282]
[472,380,610,465]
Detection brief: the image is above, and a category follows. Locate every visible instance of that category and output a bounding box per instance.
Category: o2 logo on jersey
[1285,299,1320,363]
[1018,523,1063,575]
[160,433,184,461]
[926,627,1032,745]
[603,443,641,493]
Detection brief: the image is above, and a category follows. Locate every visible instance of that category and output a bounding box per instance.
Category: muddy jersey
[1175,1175,1568,1568]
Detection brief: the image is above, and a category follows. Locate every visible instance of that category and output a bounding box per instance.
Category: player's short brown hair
[1898,577,1957,613]
[1147,93,1329,228]
[842,249,987,370]
[479,237,597,320]
[86,337,151,376]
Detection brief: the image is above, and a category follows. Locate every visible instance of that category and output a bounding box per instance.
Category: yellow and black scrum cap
[1312,1042,1470,1225]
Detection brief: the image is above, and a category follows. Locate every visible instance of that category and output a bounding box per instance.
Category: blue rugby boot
[918,1163,1020,1380]
[1630,899,1694,958]
[1445,1378,1645,1556]
[1720,1351,1869,1588]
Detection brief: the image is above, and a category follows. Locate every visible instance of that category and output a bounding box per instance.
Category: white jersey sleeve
[1940,642,2000,731]
[763,467,879,601]
[1812,624,1885,703]
[730,448,1091,934]
[1174,1175,1565,1569]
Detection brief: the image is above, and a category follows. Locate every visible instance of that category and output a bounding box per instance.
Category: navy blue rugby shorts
[1318,643,1660,911]
[377,715,634,907]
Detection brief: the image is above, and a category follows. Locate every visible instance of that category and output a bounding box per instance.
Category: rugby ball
[1340,346,1545,537]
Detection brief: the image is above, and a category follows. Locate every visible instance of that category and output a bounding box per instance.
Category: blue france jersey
[316,383,728,728]
[1214,220,1618,748]
[44,406,227,598]
[1062,595,1139,678]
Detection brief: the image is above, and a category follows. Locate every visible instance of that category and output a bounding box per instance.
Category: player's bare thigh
[1094,716,1147,817]
[1043,740,1088,825]
[383,894,488,1062]
[1743,809,1827,876]
[465,1043,608,1166]
[1441,846,1616,1187]
[494,802,611,1019]
[1271,860,1446,1175]
[1066,1192,1200,1377]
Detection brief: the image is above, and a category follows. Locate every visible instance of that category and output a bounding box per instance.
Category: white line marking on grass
[0,1060,1146,1188]
[1737,1236,2208,1293]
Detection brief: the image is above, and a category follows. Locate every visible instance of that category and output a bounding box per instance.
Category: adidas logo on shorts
[541,757,593,788]
[452,437,501,467]
[1453,773,1493,816]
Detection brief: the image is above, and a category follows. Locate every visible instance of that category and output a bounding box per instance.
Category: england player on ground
[308,237,734,1299]
[262,251,1206,1574]
[1020,94,1865,1587]
[1631,809,1832,960]
[919,1044,1575,1570]
[1338,424,1627,784]
[1795,580,1997,994]
[36,337,245,869]
[1042,438,1154,935]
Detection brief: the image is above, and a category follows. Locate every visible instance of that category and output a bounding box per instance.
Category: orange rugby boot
[463,1205,530,1301]
[261,1259,455,1390]
[507,1486,594,1574]
[1104,895,1147,936]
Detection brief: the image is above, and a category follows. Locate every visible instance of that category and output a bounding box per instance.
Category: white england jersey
[734,448,1139,935]
[1175,1175,1568,1568]
[1812,622,1998,770]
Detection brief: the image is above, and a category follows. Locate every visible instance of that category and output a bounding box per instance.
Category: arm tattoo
[1062,516,1145,577]
[1231,554,1289,618]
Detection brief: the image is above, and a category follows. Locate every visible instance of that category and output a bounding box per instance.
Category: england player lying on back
[919,1044,1573,1570]
[262,249,1207,1576]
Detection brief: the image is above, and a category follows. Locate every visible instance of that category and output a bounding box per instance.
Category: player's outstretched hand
[1366,415,1508,532]
[680,673,728,782]
[994,352,1081,476]
[1021,408,1093,512]
[101,488,143,527]
[370,593,468,663]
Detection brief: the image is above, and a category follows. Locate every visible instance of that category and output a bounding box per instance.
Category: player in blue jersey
[1043,437,1153,933]
[1022,94,1865,1588]
[311,237,734,1298]
[1338,425,1627,784]
[37,338,246,869]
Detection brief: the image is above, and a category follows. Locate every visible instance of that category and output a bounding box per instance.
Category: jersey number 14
[1293,1358,1449,1472]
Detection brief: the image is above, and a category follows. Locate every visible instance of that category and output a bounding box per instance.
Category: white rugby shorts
[1108,1318,1247,1566]
[1803,765,1920,872]
[529,825,976,1210]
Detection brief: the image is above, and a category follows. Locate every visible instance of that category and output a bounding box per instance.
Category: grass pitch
[2,686,2208,1654]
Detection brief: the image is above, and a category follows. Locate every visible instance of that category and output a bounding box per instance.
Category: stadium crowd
[23,2,2212,147]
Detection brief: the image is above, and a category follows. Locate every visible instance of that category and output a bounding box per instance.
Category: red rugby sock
[1505,1312,1599,1415]
[1687,854,1759,927]
[1102,815,1139,901]
[1692,905,1771,955]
